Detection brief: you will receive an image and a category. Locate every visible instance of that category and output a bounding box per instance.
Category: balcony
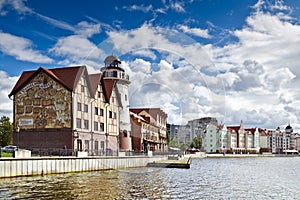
[102,70,129,81]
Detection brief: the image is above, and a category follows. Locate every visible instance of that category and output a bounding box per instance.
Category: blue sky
[1,0,300,131]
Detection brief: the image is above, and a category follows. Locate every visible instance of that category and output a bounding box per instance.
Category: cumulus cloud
[104,0,300,129]
[0,31,53,63]
[205,1,300,128]
[49,35,105,69]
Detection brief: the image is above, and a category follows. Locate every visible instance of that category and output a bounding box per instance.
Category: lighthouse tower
[101,55,131,151]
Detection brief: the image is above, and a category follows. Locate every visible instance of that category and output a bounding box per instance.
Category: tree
[0,116,13,147]
[189,135,202,149]
[166,130,171,145]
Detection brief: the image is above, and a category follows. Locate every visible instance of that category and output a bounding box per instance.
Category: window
[84,120,89,129]
[95,141,99,151]
[77,102,81,111]
[84,140,89,152]
[125,94,127,101]
[109,111,113,118]
[100,109,104,116]
[94,121,98,131]
[76,118,81,128]
[100,123,104,131]
[98,91,101,98]
[100,141,105,151]
[84,104,88,112]
[95,107,98,115]
[81,85,85,93]
[114,112,117,119]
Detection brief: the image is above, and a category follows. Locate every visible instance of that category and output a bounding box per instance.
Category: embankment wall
[0,156,167,178]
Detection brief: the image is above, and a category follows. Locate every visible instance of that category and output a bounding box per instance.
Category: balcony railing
[103,71,129,81]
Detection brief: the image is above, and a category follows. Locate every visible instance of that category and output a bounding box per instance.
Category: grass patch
[0,152,13,157]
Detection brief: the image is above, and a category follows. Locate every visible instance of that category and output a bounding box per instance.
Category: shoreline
[207,153,300,158]
[188,152,300,158]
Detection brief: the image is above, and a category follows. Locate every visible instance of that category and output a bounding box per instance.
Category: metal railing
[20,148,185,157]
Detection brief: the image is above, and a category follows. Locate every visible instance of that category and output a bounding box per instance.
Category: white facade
[101,55,131,151]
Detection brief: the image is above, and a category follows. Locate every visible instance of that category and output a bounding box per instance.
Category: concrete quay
[0,155,168,178]
[147,155,192,169]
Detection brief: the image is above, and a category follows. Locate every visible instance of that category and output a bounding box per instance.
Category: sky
[0,0,300,131]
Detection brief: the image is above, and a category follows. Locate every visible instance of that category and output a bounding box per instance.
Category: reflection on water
[0,157,300,199]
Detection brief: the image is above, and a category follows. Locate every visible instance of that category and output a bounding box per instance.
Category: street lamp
[16,125,20,150]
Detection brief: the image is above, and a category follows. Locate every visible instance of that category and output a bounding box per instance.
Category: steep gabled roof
[102,79,118,103]
[9,66,86,98]
[88,73,102,97]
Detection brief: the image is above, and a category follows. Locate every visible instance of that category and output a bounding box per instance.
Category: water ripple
[0,157,300,199]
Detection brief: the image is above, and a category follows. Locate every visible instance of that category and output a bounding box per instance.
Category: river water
[0,157,299,199]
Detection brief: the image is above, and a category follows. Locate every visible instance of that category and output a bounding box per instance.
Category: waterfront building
[228,128,238,151]
[8,55,131,155]
[244,128,261,153]
[259,130,269,152]
[218,124,229,153]
[227,121,261,153]
[258,124,299,153]
[130,108,167,152]
[296,135,300,152]
[101,55,132,151]
[203,123,219,153]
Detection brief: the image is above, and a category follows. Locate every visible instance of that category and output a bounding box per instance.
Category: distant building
[263,124,297,154]
[187,117,218,140]
[203,123,219,153]
[168,124,191,146]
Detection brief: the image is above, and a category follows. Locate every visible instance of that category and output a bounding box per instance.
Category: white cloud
[123,4,153,13]
[104,1,300,130]
[49,35,105,67]
[0,0,31,15]
[0,70,18,118]
[0,31,53,63]
[169,1,185,13]
[178,25,211,38]
[74,21,101,38]
[34,13,75,31]
[131,59,152,74]
[204,1,300,129]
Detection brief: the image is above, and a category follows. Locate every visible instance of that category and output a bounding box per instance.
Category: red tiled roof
[245,128,265,134]
[102,79,117,102]
[227,126,240,133]
[9,66,86,97]
[88,73,102,96]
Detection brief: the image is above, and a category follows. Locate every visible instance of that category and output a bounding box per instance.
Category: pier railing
[22,148,183,157]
